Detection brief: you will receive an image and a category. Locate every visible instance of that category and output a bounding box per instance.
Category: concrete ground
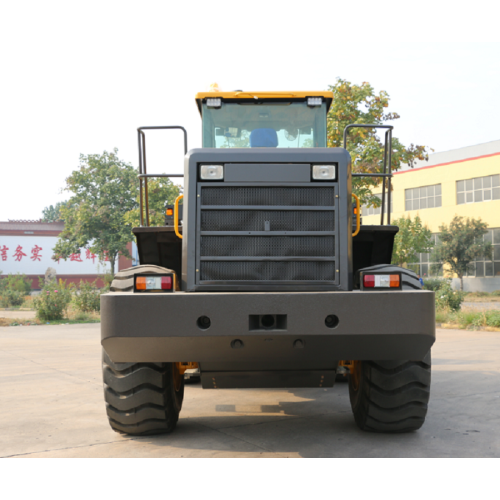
[0,310,37,319]
[0,324,499,458]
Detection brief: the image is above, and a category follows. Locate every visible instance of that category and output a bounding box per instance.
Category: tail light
[361,273,401,290]
[134,274,177,293]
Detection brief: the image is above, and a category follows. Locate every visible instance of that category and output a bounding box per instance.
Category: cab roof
[195,91,334,115]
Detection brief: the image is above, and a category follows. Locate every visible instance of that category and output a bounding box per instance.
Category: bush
[435,280,464,312]
[0,273,32,307]
[74,280,101,313]
[435,309,449,324]
[34,279,73,321]
[101,273,113,291]
[436,309,500,329]
[491,290,500,297]
[423,278,444,292]
[1,290,25,307]
[1,273,32,295]
[485,310,500,328]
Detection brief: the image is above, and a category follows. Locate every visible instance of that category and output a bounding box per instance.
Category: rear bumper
[101,290,435,365]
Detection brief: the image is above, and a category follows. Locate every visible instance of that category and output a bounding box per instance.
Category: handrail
[137,126,188,227]
[352,193,360,237]
[174,194,183,239]
[343,124,393,225]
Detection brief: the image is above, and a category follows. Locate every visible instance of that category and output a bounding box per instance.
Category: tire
[110,265,175,292]
[348,351,431,433]
[103,350,184,435]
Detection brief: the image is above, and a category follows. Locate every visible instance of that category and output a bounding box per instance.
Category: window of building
[409,234,442,278]
[362,194,393,216]
[465,228,500,278]
[457,174,500,205]
[405,184,442,211]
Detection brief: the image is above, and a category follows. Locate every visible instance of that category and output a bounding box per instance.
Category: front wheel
[348,351,431,433]
[103,350,184,435]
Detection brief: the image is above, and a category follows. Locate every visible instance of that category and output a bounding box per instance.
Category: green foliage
[1,273,32,295]
[391,215,434,268]
[74,280,102,313]
[466,291,488,297]
[432,216,492,290]
[125,178,181,227]
[53,149,138,276]
[0,273,31,307]
[33,279,74,321]
[437,308,500,329]
[74,311,92,322]
[423,278,445,292]
[435,280,464,312]
[1,290,25,307]
[435,309,449,324]
[41,201,68,223]
[485,311,500,327]
[327,78,431,206]
[454,310,478,328]
[101,273,114,289]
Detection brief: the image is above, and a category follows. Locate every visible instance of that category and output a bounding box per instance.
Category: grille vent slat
[201,210,334,232]
[201,236,335,257]
[200,261,336,281]
[201,186,334,206]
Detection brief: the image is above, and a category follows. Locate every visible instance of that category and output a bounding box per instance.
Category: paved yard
[0,310,37,319]
[0,324,499,458]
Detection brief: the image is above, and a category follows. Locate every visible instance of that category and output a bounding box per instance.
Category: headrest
[249,128,278,148]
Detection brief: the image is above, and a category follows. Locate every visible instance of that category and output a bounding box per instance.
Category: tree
[52,149,138,276]
[41,201,69,222]
[124,178,181,228]
[327,78,431,208]
[432,216,492,291]
[391,216,434,268]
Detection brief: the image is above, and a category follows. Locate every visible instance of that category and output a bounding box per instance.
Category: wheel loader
[101,90,434,435]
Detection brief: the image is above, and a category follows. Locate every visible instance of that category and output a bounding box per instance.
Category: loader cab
[195,91,333,149]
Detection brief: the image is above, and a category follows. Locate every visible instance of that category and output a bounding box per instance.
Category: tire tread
[349,351,431,433]
[102,349,183,435]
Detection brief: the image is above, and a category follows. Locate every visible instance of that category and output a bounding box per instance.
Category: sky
[1,1,499,220]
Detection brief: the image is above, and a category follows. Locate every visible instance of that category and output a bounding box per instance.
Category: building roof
[399,139,500,173]
[0,220,65,232]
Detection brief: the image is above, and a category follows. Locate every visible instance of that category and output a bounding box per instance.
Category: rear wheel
[348,351,431,433]
[103,350,184,435]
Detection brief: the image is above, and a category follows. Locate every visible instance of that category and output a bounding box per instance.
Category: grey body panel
[182,148,352,292]
[203,370,335,389]
[225,163,311,182]
[101,290,435,367]
[118,147,432,390]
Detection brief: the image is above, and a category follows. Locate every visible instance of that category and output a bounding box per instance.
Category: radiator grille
[200,261,336,281]
[201,236,335,257]
[201,186,334,206]
[198,183,337,285]
[201,210,334,232]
